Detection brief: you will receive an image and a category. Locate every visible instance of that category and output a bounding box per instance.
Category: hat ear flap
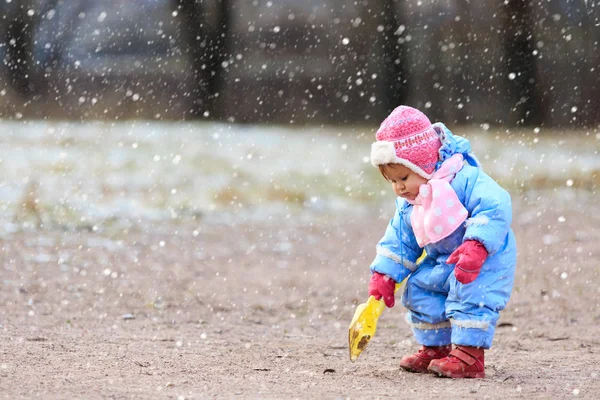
[370,141,397,167]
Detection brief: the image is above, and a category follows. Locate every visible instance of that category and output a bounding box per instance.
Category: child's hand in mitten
[368,272,396,308]
[447,240,488,284]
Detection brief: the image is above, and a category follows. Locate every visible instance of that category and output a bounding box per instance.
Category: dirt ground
[1,186,599,400]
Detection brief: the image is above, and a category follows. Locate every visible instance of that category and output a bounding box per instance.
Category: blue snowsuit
[370,127,516,349]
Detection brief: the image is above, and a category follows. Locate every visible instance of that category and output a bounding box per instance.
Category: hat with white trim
[370,106,442,179]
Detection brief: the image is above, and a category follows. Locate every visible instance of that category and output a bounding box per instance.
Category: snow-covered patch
[0,121,597,229]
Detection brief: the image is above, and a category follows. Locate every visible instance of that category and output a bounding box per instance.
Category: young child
[367,105,516,379]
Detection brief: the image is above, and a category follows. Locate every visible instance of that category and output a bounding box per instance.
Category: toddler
[367,105,516,379]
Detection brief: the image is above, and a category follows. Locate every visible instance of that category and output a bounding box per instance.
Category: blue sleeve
[369,199,422,283]
[461,168,513,255]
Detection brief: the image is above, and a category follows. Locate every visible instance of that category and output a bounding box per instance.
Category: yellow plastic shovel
[348,252,425,362]
[348,281,403,362]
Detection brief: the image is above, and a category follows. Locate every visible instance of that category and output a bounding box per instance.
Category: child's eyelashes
[389,175,408,183]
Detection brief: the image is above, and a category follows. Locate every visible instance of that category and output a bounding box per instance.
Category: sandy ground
[1,186,599,399]
[1,122,599,398]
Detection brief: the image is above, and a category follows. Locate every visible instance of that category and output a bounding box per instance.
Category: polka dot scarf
[407,153,468,247]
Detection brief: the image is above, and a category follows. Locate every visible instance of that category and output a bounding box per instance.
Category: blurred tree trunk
[530,0,596,127]
[178,0,230,120]
[580,1,600,127]
[451,0,471,124]
[177,0,207,118]
[0,0,38,115]
[212,0,233,120]
[503,0,540,126]
[381,0,408,114]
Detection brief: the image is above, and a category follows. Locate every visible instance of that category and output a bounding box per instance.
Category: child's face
[380,164,428,200]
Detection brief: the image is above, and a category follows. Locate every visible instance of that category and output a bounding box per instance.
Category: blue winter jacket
[370,125,515,284]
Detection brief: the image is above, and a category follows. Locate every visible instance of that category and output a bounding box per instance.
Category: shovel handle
[394,282,402,293]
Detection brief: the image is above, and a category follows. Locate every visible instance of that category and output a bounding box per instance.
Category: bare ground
[1,188,599,400]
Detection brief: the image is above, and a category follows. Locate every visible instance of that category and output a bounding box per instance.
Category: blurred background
[1,0,599,229]
[1,0,599,127]
[1,4,600,398]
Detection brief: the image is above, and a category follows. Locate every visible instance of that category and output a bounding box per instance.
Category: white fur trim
[405,314,452,330]
[376,246,417,271]
[465,215,490,226]
[370,141,433,179]
[370,141,397,166]
[450,318,490,330]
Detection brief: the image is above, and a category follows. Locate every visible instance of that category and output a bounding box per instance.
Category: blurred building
[0,0,598,127]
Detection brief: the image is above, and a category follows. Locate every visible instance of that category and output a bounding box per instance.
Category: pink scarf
[407,154,468,247]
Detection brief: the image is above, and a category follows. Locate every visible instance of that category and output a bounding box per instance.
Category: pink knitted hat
[370,105,442,178]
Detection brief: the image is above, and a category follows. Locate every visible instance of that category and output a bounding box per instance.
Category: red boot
[428,345,485,378]
[399,345,452,373]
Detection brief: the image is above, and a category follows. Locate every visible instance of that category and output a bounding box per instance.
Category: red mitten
[368,272,396,308]
[447,240,488,284]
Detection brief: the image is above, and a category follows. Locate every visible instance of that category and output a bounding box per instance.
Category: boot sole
[399,363,430,374]
[427,364,485,379]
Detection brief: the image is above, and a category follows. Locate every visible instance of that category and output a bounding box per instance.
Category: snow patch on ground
[0,121,597,228]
